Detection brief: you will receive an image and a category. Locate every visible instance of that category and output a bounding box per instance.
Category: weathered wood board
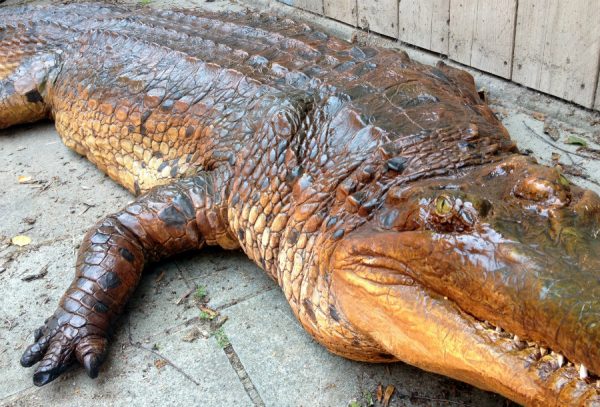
[358,0,398,38]
[278,0,323,14]
[399,0,449,55]
[449,0,517,78]
[324,0,356,26]
[513,0,600,108]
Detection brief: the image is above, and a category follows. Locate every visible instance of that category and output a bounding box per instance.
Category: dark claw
[34,326,44,342]
[20,341,48,367]
[83,353,101,379]
[33,369,61,387]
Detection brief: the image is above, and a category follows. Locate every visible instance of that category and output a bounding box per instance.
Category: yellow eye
[435,195,453,215]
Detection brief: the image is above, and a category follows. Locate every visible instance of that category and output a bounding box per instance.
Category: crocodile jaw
[330,156,600,406]
[333,265,599,406]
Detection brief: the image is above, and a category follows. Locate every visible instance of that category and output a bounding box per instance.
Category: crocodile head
[333,154,600,405]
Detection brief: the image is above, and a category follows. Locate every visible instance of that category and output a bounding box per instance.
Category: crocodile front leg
[20,169,236,386]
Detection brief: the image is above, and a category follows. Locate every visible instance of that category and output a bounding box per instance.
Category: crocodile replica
[1,3,599,405]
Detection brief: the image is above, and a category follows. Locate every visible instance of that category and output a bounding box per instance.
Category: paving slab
[221,289,509,407]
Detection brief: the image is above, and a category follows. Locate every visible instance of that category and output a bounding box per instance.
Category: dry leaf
[383,384,395,407]
[376,384,383,402]
[543,121,560,141]
[18,175,32,184]
[199,305,218,317]
[532,112,545,121]
[154,359,168,369]
[551,152,561,162]
[181,327,201,343]
[11,235,31,246]
[565,135,587,147]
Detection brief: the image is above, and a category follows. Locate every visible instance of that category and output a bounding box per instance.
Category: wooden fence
[277,0,600,111]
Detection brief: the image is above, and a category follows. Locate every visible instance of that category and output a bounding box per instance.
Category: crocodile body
[1,4,599,405]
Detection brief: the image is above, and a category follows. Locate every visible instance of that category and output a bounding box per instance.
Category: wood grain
[358,0,398,38]
[399,0,449,55]
[449,0,517,78]
[324,0,356,25]
[513,0,600,108]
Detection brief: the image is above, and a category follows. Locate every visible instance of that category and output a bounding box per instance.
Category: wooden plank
[470,0,516,78]
[278,0,323,14]
[358,0,398,38]
[399,0,450,55]
[449,0,517,78]
[324,0,357,26]
[449,0,476,66]
[513,0,600,108]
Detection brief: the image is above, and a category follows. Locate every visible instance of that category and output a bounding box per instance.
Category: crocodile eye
[435,195,453,215]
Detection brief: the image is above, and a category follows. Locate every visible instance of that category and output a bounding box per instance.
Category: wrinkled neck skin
[332,155,600,405]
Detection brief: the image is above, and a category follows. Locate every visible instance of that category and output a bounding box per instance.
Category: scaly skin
[1,4,599,405]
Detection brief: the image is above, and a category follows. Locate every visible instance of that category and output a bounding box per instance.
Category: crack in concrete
[126,322,201,386]
[216,286,277,312]
[222,344,265,407]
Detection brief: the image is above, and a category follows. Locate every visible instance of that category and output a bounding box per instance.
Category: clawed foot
[20,310,108,386]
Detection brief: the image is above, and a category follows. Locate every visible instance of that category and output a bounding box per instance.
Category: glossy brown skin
[1,4,599,405]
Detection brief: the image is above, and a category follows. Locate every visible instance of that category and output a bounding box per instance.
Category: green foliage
[214,327,230,349]
[199,310,216,320]
[139,0,151,5]
[195,285,207,301]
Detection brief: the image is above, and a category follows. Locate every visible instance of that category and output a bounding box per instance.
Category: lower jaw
[333,271,600,406]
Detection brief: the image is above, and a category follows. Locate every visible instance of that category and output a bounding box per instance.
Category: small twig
[176,287,195,305]
[127,325,200,386]
[522,121,594,160]
[21,264,49,282]
[522,121,600,189]
[79,202,96,215]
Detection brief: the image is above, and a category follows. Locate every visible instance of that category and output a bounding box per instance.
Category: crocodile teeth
[579,364,588,380]
[539,347,547,356]
[556,353,565,367]
[495,326,502,333]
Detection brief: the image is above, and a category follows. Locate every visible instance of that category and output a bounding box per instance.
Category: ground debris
[382,384,395,407]
[376,384,383,402]
[22,264,49,282]
[17,175,33,184]
[154,358,168,370]
[176,287,195,305]
[11,235,32,247]
[543,119,561,141]
[181,326,203,342]
[532,111,545,121]
[199,305,218,320]
[565,135,588,147]
[557,163,585,178]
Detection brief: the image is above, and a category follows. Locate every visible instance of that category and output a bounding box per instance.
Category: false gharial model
[1,3,599,406]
